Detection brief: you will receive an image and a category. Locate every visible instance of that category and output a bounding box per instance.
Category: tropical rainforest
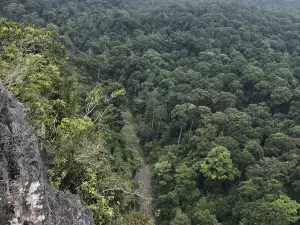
[2,0,300,224]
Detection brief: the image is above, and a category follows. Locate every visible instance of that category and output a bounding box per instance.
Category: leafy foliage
[201,146,238,180]
[3,0,300,224]
[0,20,144,225]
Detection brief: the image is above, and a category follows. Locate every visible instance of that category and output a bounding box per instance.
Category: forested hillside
[2,0,300,224]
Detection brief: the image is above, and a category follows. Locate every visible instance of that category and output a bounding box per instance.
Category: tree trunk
[151,113,154,128]
[177,127,183,145]
[189,119,194,131]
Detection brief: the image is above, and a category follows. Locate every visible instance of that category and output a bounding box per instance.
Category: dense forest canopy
[3,0,300,224]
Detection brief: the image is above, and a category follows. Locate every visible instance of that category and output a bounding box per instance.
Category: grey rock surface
[0,85,95,225]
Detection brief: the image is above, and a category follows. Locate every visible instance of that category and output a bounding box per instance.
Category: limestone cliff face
[0,86,95,225]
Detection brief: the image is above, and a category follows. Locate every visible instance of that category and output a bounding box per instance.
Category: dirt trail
[121,112,154,219]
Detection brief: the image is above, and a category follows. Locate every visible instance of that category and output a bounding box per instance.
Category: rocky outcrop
[0,85,95,225]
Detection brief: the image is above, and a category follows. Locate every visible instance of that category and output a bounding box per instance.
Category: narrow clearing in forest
[121,111,154,219]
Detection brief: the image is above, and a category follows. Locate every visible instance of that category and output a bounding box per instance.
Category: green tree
[174,163,200,205]
[273,195,300,223]
[237,200,289,225]
[201,146,239,180]
[170,209,191,225]
[192,210,220,225]
[244,140,264,161]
